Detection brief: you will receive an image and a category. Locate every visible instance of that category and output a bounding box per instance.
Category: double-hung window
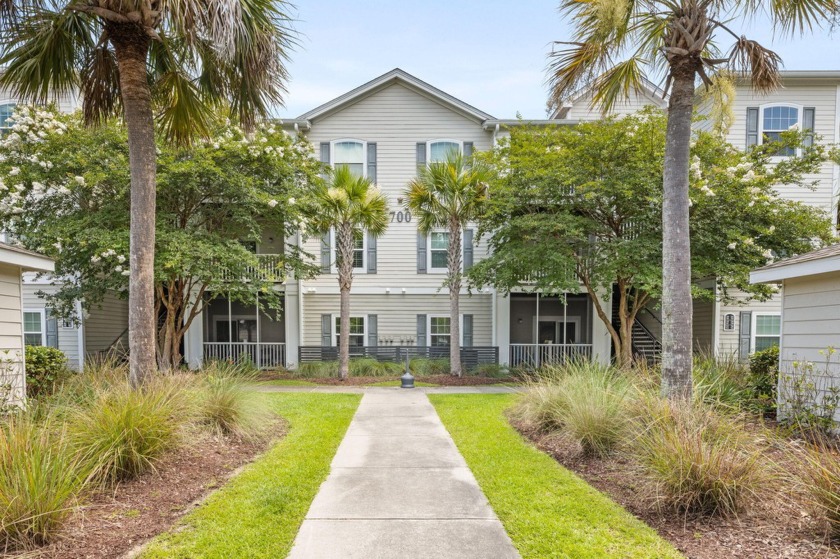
[334,316,365,347]
[762,105,799,157]
[331,229,366,272]
[429,316,451,347]
[753,314,781,353]
[23,310,44,346]
[430,231,449,271]
[332,140,365,178]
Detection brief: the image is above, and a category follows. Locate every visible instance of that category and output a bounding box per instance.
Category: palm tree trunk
[336,224,354,380]
[661,69,695,400]
[110,25,156,387]
[448,220,462,377]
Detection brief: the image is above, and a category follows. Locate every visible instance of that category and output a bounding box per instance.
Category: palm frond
[589,56,647,114]
[727,37,782,94]
[80,37,122,126]
[770,0,837,35]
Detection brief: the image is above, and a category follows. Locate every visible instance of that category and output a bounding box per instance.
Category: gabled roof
[750,244,840,284]
[552,76,668,119]
[0,242,54,272]
[294,68,495,125]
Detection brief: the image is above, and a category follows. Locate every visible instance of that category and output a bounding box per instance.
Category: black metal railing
[299,346,499,369]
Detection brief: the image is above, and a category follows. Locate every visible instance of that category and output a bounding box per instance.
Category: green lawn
[257,379,318,387]
[367,379,438,387]
[140,393,360,558]
[430,394,683,559]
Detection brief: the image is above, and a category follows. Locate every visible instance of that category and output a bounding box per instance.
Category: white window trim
[331,314,367,347]
[330,138,368,178]
[427,314,464,346]
[722,312,736,332]
[0,100,16,130]
[23,308,45,346]
[329,228,367,274]
[426,139,463,164]
[427,229,466,274]
[758,103,804,158]
[533,315,582,344]
[751,312,781,355]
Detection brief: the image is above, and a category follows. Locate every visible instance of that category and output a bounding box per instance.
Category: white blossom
[8,167,19,176]
[91,255,101,263]
[121,270,130,276]
[74,176,85,185]
[727,242,737,250]
[288,197,296,205]
[114,265,122,272]
[268,199,278,208]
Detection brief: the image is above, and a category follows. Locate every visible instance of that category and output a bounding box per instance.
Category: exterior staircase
[611,291,662,364]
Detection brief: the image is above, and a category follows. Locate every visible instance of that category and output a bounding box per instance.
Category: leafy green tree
[470,111,832,369]
[309,166,389,380]
[546,0,834,398]
[406,151,492,377]
[0,0,295,385]
[0,107,320,370]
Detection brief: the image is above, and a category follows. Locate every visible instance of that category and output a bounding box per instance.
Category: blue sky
[279,1,839,120]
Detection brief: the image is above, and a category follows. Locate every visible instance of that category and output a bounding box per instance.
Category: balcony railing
[509,343,593,368]
[203,342,286,369]
[219,254,284,282]
[299,346,499,369]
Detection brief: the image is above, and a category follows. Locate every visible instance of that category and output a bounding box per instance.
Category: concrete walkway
[287,389,520,559]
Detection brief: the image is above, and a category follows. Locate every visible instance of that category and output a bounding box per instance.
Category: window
[430,231,449,270]
[23,311,44,346]
[428,140,462,163]
[723,313,736,332]
[0,103,15,133]
[334,316,365,347]
[332,140,365,178]
[429,316,451,347]
[761,105,799,157]
[753,314,781,353]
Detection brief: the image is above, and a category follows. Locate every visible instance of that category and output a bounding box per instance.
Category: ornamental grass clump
[631,397,768,517]
[790,439,840,538]
[0,411,86,549]
[196,364,270,438]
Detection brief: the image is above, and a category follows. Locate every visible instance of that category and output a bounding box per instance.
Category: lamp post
[401,351,414,389]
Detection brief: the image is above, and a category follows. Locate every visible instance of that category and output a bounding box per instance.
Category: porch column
[535,292,540,368]
[591,290,612,365]
[284,284,300,369]
[183,294,204,370]
[495,291,510,366]
[255,294,261,369]
[228,294,233,360]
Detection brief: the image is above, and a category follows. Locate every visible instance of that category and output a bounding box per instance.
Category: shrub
[778,351,840,438]
[296,359,403,378]
[202,358,261,381]
[631,398,768,516]
[69,378,189,484]
[25,345,71,399]
[0,412,86,549]
[693,354,751,411]
[468,363,509,378]
[749,346,779,414]
[410,358,450,376]
[791,439,840,537]
[296,361,338,378]
[196,365,269,437]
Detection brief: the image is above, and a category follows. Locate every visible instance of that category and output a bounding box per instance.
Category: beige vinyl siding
[563,89,665,121]
[21,282,83,369]
[717,289,781,357]
[692,298,714,352]
[0,264,24,403]
[301,293,493,346]
[301,82,494,291]
[84,292,129,354]
[726,83,838,209]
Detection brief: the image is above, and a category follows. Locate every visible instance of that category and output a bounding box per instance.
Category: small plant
[0,350,23,413]
[196,365,268,437]
[468,363,509,378]
[692,353,751,412]
[410,358,450,376]
[779,349,840,438]
[631,398,768,516]
[25,345,72,399]
[0,411,86,549]
[749,345,779,414]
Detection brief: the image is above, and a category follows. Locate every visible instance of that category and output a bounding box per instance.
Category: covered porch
[508,292,595,368]
[202,295,286,368]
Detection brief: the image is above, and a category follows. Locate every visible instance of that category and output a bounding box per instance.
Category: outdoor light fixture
[307,287,317,293]
[401,288,407,294]
[385,288,391,294]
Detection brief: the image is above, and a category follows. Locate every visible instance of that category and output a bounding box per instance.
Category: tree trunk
[110,25,156,387]
[336,223,354,380]
[448,220,462,377]
[661,70,695,400]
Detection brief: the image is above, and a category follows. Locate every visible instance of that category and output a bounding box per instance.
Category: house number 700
[390,211,412,223]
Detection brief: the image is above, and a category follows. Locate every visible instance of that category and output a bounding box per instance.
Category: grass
[140,393,360,558]
[257,379,317,387]
[430,394,683,559]
[367,380,438,387]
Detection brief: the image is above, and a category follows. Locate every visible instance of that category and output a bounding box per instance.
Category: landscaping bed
[14,425,285,559]
[274,373,510,386]
[513,419,835,559]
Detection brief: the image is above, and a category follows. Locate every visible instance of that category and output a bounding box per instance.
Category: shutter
[803,107,815,148]
[416,142,426,171]
[463,228,474,271]
[367,231,377,274]
[738,311,752,360]
[45,309,58,349]
[367,142,377,183]
[319,142,330,164]
[417,232,427,274]
[463,314,473,347]
[321,314,332,346]
[368,314,378,347]
[463,141,474,158]
[746,107,759,148]
[320,232,331,273]
[417,314,427,346]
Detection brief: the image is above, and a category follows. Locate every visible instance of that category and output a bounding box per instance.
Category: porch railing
[509,343,593,369]
[299,346,499,369]
[219,254,284,283]
[203,342,286,369]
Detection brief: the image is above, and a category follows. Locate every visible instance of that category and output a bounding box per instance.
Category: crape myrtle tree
[309,166,389,380]
[469,111,833,369]
[0,0,296,386]
[0,107,320,370]
[405,151,492,377]
[547,0,836,398]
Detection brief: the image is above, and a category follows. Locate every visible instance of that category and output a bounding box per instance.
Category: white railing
[509,343,593,368]
[219,254,285,282]
[203,342,286,369]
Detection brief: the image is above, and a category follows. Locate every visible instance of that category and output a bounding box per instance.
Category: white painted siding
[717,289,782,358]
[84,292,129,355]
[563,89,666,121]
[0,263,24,404]
[21,282,83,369]
[0,86,79,114]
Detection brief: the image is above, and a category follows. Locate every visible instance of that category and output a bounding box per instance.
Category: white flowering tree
[0,107,321,370]
[470,110,833,368]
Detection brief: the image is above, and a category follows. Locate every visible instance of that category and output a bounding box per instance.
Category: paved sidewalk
[287,389,520,559]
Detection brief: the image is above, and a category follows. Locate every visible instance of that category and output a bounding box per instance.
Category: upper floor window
[428,140,462,163]
[0,103,15,133]
[430,231,449,271]
[330,228,366,272]
[332,140,365,178]
[748,104,814,157]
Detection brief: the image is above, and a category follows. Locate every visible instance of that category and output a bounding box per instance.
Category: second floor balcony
[219,254,285,283]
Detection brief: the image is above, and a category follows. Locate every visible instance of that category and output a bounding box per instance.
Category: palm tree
[546,0,833,400]
[0,0,295,386]
[310,166,389,380]
[406,151,491,377]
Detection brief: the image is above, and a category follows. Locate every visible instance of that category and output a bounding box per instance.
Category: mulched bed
[512,418,839,559]
[12,423,286,559]
[299,374,509,386]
